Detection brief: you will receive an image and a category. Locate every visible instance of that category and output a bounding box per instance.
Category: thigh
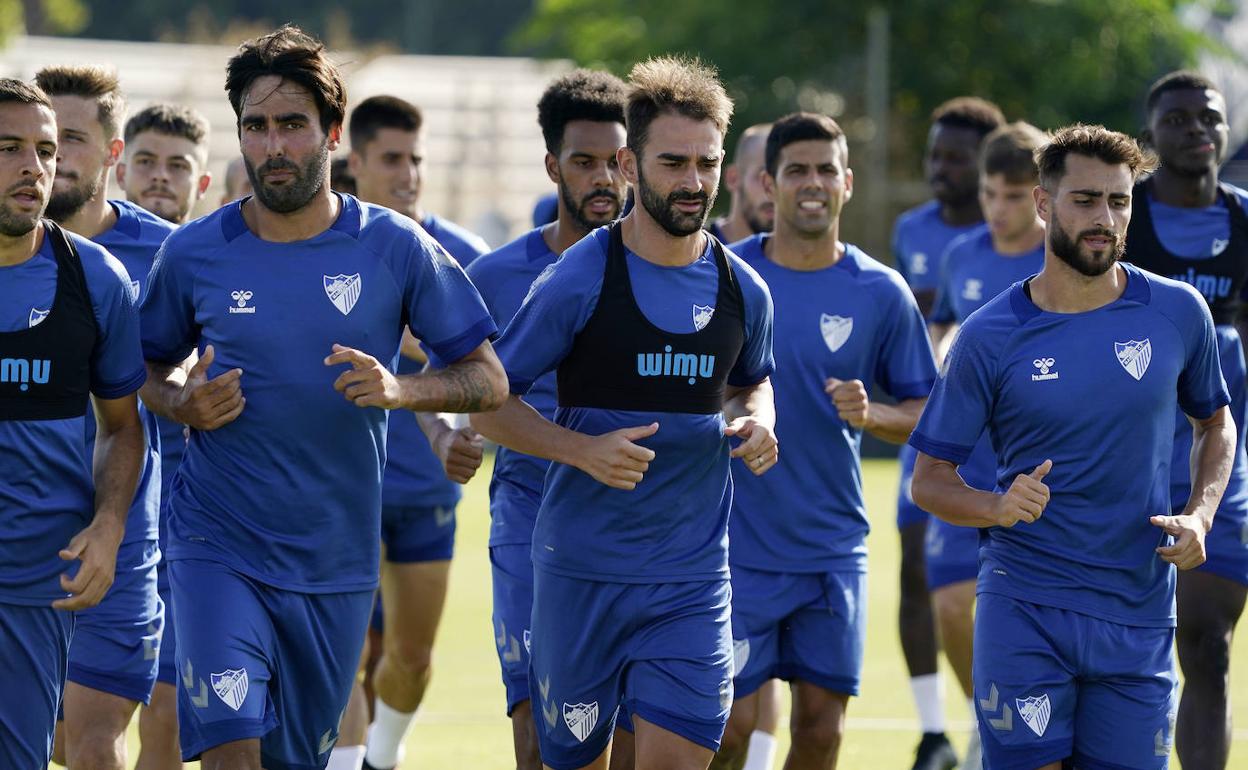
[68,539,163,704]
[632,713,715,770]
[925,518,980,591]
[973,594,1076,770]
[380,557,452,652]
[781,571,868,697]
[0,603,72,770]
[491,543,535,715]
[1176,568,1247,667]
[381,503,457,564]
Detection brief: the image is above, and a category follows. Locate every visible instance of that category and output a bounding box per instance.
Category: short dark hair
[1146,70,1220,116]
[349,95,422,152]
[34,64,125,139]
[979,122,1048,183]
[1035,124,1158,189]
[0,78,51,109]
[225,24,346,134]
[932,96,1005,139]
[625,55,733,155]
[537,69,627,155]
[123,103,209,147]
[764,112,847,176]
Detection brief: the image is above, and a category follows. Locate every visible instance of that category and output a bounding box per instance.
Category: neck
[767,221,843,270]
[543,213,592,255]
[991,220,1045,256]
[940,198,983,227]
[242,186,341,243]
[714,211,753,244]
[1030,254,1127,313]
[1149,167,1219,208]
[60,194,116,239]
[620,207,705,267]
[0,221,43,267]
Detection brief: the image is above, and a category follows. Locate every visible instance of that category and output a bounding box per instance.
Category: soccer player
[1127,70,1248,770]
[37,64,175,770]
[115,100,213,770]
[708,123,774,244]
[890,95,1004,770]
[709,113,934,770]
[344,93,492,770]
[0,77,147,770]
[452,68,628,770]
[472,55,776,770]
[220,155,252,205]
[924,121,1048,770]
[137,25,507,770]
[911,124,1234,770]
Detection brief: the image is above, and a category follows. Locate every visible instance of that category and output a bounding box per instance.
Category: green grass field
[122,455,1248,768]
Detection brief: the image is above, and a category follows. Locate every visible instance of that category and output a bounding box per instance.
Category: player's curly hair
[225,24,346,134]
[625,55,733,156]
[1035,124,1157,189]
[1145,70,1220,116]
[537,69,627,155]
[124,103,210,149]
[34,64,125,140]
[979,121,1048,183]
[931,96,1005,139]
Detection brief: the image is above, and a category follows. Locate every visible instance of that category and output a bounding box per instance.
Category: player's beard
[246,142,329,214]
[0,197,43,236]
[45,172,100,224]
[558,176,621,232]
[636,164,715,237]
[141,185,190,224]
[1048,208,1123,277]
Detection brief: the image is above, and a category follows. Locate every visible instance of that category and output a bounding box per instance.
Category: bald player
[709,123,774,244]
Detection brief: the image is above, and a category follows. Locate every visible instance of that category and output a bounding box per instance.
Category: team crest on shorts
[732,638,750,677]
[210,668,249,711]
[820,314,853,353]
[1115,339,1152,381]
[28,307,49,327]
[1016,693,1051,737]
[693,304,715,331]
[324,273,362,316]
[563,701,600,743]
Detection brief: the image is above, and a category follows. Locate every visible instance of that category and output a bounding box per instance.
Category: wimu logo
[1170,269,1233,302]
[1,357,51,391]
[637,345,716,385]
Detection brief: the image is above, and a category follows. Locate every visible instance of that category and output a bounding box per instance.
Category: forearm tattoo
[434,362,495,413]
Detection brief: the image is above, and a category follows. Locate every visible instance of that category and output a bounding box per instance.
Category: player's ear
[544,152,560,185]
[844,167,854,202]
[761,168,776,199]
[723,163,739,191]
[114,161,126,187]
[196,172,212,197]
[326,122,342,152]
[1033,184,1050,222]
[618,146,639,185]
[104,138,124,168]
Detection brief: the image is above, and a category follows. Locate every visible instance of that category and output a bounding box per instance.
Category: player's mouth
[263,170,295,184]
[1082,234,1114,250]
[390,189,417,201]
[585,195,617,215]
[673,199,704,214]
[143,189,176,200]
[10,187,41,206]
[798,200,827,212]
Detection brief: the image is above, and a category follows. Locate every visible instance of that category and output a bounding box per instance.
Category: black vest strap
[0,221,98,421]
[556,223,747,414]
[1126,179,1248,325]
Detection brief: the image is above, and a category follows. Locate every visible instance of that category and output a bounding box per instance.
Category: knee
[67,731,125,770]
[715,720,750,759]
[932,586,974,620]
[387,638,434,679]
[789,710,843,756]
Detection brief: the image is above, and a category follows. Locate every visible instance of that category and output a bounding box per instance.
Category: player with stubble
[473,56,777,770]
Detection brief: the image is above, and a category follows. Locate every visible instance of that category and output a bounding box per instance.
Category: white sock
[743,729,778,770]
[327,745,366,770]
[910,673,947,733]
[364,700,417,769]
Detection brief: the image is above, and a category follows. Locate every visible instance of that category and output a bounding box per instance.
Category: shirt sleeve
[139,237,199,365]
[402,234,497,365]
[1177,291,1231,419]
[728,261,775,387]
[876,283,937,401]
[908,323,997,465]
[87,250,147,399]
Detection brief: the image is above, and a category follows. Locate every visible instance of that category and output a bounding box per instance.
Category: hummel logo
[962,278,983,301]
[228,290,255,314]
[1031,357,1059,381]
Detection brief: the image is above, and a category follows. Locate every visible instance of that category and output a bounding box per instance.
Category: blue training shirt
[930,227,1045,490]
[1149,186,1248,261]
[0,229,146,604]
[892,200,982,305]
[494,226,774,582]
[140,194,496,592]
[910,264,1229,627]
[465,228,560,547]
[382,213,490,510]
[727,234,936,572]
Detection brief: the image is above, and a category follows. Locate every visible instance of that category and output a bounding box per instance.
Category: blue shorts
[156,557,178,685]
[380,503,456,564]
[529,570,732,770]
[729,566,866,698]
[974,593,1177,770]
[491,543,534,715]
[169,558,372,770]
[68,539,163,704]
[924,518,979,590]
[0,602,74,770]
[896,444,930,529]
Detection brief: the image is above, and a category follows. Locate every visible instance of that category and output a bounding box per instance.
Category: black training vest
[1126,179,1248,325]
[557,223,746,414]
[0,221,98,421]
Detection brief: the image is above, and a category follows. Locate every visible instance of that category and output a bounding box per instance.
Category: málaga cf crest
[324,273,362,316]
[1115,339,1152,381]
[1016,694,1051,737]
[563,701,600,743]
[692,304,715,331]
[210,668,249,711]
[820,314,853,353]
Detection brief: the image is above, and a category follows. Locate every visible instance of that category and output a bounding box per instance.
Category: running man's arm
[326,339,507,413]
[416,409,484,484]
[55,392,146,610]
[141,345,243,429]
[912,452,1052,529]
[825,379,926,445]
[1151,405,1235,569]
[929,323,957,363]
[724,378,778,475]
